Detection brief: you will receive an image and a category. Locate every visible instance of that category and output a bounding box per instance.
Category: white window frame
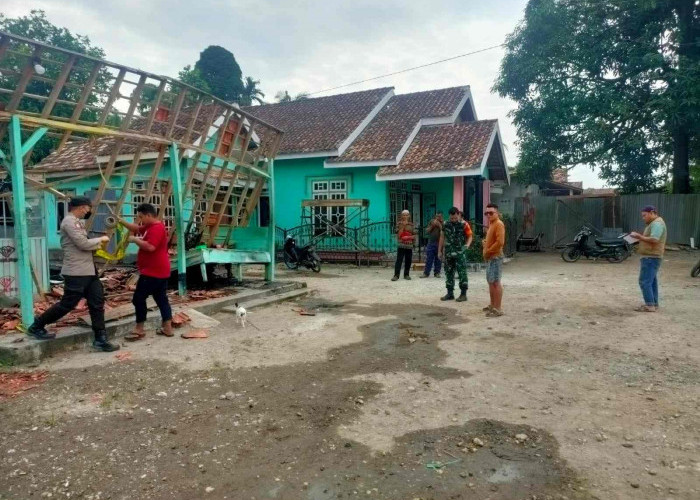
[311,178,348,237]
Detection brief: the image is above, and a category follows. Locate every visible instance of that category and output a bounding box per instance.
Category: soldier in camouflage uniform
[438,207,473,302]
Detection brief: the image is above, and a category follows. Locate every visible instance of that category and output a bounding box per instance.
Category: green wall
[274,157,388,229]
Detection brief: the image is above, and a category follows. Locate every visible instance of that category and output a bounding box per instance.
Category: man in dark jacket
[26,197,119,352]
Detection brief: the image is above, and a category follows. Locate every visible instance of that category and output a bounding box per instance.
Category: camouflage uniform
[442,220,468,292]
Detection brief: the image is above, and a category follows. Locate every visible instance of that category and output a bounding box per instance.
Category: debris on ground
[0,371,48,399]
[171,312,192,328]
[292,308,317,316]
[181,329,209,339]
[186,289,228,301]
[115,351,133,362]
[425,459,461,470]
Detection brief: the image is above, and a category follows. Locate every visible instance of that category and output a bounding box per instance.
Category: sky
[2,0,606,188]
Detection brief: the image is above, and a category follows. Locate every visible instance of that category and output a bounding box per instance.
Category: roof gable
[376,120,507,181]
[328,86,471,165]
[242,88,393,156]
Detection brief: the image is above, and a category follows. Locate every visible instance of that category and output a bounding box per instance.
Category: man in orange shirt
[483,203,505,317]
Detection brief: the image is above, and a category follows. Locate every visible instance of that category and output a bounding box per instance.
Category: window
[312,179,347,236]
[56,189,76,232]
[132,181,175,230]
[0,199,13,229]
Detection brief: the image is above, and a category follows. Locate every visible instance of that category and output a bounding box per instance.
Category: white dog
[234,303,247,328]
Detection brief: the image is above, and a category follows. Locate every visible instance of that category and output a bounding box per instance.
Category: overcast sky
[3,0,605,187]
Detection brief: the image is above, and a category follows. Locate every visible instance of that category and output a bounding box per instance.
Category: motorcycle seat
[595,238,624,246]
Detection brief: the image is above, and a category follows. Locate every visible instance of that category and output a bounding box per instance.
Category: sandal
[486,309,504,318]
[156,327,174,337]
[125,331,146,342]
[482,305,494,312]
[634,305,657,313]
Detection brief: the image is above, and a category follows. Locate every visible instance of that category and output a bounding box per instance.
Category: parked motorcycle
[283,236,322,272]
[692,258,700,278]
[561,227,632,263]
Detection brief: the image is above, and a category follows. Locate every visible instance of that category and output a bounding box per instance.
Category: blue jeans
[639,257,661,306]
[424,242,442,275]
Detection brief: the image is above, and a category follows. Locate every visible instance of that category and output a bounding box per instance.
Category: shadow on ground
[0,302,592,500]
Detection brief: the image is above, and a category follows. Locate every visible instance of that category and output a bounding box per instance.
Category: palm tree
[240,77,265,105]
[274,90,310,103]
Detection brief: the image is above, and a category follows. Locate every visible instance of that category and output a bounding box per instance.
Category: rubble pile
[0,268,235,335]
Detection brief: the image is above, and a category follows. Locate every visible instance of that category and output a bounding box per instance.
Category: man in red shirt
[119,203,173,340]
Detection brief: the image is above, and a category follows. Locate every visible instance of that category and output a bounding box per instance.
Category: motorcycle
[283,236,322,272]
[692,258,700,278]
[561,227,632,263]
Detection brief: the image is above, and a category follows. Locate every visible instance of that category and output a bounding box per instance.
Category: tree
[194,46,244,102]
[274,90,310,103]
[0,10,112,164]
[494,0,700,193]
[240,77,265,106]
[177,65,211,94]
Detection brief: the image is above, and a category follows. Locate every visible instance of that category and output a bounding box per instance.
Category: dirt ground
[1,251,699,500]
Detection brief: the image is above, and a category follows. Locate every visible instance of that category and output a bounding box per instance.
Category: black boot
[92,330,120,352]
[26,321,56,340]
[441,289,455,301]
[456,286,468,302]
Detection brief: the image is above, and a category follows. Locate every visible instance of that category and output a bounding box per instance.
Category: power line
[307,43,505,96]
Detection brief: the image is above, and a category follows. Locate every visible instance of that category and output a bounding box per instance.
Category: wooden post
[8,116,47,326]
[168,142,187,296]
[265,159,276,281]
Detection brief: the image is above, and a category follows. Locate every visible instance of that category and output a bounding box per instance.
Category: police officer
[27,197,119,352]
[438,206,473,302]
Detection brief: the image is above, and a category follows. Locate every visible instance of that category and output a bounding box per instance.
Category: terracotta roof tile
[243,88,393,155]
[33,104,225,172]
[330,86,468,163]
[377,120,497,177]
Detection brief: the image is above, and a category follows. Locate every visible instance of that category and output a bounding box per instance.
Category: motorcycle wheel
[283,251,299,270]
[692,261,700,278]
[310,258,322,273]
[607,248,625,263]
[561,247,582,262]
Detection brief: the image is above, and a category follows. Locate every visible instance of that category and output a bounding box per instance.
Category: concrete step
[221,288,310,314]
[0,280,307,366]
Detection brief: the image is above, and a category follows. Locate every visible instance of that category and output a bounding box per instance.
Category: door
[411,193,421,227]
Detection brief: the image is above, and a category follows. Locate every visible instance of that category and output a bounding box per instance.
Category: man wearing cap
[26,197,120,352]
[629,205,667,312]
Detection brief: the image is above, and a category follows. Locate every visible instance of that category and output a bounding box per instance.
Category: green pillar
[265,159,276,281]
[168,143,187,296]
[8,116,47,326]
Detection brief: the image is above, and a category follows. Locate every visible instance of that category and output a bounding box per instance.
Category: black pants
[35,275,105,332]
[132,275,172,324]
[394,247,413,277]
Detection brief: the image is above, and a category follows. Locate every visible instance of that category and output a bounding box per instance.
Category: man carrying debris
[483,203,505,317]
[27,197,119,352]
[119,203,173,340]
[439,207,473,302]
[629,205,667,312]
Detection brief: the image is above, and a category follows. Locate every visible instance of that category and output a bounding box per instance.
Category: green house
[243,85,509,254]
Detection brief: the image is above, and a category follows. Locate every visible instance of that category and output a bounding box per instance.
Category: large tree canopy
[194,45,244,103]
[494,0,700,193]
[0,10,111,164]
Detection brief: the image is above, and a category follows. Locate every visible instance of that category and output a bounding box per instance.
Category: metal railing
[275,219,509,265]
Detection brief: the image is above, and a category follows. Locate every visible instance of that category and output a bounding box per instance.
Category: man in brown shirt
[483,203,505,317]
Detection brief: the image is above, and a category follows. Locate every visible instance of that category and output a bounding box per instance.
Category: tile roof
[377,120,497,178]
[33,104,226,172]
[329,86,469,164]
[242,88,393,155]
